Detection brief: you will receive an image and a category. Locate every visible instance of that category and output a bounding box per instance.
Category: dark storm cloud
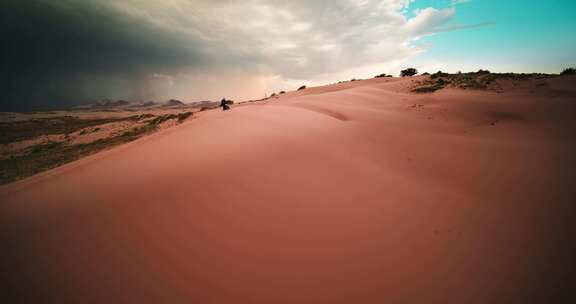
[0,0,205,111]
[0,0,459,111]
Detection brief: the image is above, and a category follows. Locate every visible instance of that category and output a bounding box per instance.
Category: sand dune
[1,76,575,303]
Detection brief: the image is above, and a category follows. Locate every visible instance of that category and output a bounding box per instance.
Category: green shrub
[561,68,576,75]
[30,141,63,154]
[148,114,177,126]
[177,112,193,123]
[431,71,449,79]
[401,68,418,77]
[412,82,445,93]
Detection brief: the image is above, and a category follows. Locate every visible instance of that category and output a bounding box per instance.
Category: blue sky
[407,0,576,73]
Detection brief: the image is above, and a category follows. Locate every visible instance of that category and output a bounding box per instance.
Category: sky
[1,0,575,111]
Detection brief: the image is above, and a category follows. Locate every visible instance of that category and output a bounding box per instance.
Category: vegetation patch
[147,114,178,126]
[0,116,140,144]
[177,112,193,123]
[0,111,194,185]
[0,124,157,185]
[413,70,555,93]
[401,68,418,77]
[561,67,576,75]
[412,80,446,93]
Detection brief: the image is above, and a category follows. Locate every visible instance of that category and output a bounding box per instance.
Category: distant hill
[162,99,186,108]
[66,99,221,112]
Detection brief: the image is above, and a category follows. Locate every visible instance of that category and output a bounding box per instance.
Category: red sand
[2,76,576,303]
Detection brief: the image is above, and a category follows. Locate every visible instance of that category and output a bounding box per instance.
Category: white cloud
[105,0,459,98]
[406,7,456,36]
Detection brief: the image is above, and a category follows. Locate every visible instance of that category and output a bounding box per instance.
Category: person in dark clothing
[220,98,231,111]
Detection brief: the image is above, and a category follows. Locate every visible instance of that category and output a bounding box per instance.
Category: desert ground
[1,73,575,303]
[0,100,222,185]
